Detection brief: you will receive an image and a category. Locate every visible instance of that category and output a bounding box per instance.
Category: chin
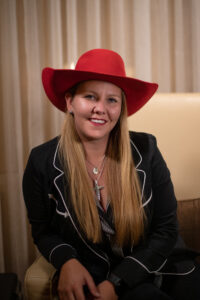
[83,131,109,142]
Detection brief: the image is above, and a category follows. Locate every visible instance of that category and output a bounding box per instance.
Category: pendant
[93,167,99,175]
[94,180,104,202]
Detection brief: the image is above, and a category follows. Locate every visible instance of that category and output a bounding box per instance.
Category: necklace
[86,155,105,175]
[86,156,106,202]
[94,180,104,202]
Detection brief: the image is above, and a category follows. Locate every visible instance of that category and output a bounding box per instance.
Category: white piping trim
[130,138,152,207]
[48,194,69,218]
[126,256,195,276]
[130,139,142,168]
[48,193,57,200]
[55,209,68,218]
[126,256,168,274]
[143,190,152,207]
[155,266,195,276]
[49,243,75,262]
[52,144,109,265]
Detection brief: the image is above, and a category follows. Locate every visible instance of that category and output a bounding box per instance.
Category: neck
[82,139,108,163]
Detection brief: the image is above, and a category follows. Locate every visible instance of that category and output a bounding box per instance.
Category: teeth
[91,119,105,124]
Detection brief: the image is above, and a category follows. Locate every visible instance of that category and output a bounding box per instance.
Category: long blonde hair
[59,91,145,247]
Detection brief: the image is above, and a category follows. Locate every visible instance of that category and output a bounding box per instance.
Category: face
[65,80,122,143]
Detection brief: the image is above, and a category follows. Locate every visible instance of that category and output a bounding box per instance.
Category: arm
[23,149,78,269]
[109,135,178,288]
[23,149,100,299]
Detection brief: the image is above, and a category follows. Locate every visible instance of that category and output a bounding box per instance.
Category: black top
[23,131,198,288]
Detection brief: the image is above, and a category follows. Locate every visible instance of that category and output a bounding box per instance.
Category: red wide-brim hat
[42,49,158,116]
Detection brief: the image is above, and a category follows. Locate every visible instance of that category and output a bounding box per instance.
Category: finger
[59,289,75,300]
[85,275,100,298]
[64,291,76,300]
[74,286,86,300]
[68,292,76,300]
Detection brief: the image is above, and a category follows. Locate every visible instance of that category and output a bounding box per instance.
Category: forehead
[76,80,122,95]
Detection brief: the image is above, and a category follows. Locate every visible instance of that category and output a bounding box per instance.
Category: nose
[92,98,106,115]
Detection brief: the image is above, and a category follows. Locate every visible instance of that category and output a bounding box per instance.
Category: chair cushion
[24,256,58,300]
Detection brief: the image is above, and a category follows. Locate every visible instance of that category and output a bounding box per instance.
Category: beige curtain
[0,0,200,283]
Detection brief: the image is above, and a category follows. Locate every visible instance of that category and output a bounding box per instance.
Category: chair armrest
[24,256,58,300]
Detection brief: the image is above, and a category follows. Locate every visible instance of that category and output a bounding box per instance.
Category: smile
[89,118,107,125]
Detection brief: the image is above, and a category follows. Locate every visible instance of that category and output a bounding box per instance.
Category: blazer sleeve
[110,134,178,288]
[23,149,78,270]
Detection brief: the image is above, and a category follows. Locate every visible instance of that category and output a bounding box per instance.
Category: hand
[87,280,118,300]
[58,258,100,300]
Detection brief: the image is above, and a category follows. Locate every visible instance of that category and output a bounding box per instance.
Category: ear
[65,93,73,113]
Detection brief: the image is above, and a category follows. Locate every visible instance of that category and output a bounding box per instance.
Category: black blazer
[23,131,197,288]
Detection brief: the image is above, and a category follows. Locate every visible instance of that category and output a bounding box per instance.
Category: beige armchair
[24,93,200,299]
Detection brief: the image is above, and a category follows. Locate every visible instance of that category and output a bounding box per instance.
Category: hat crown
[75,49,126,77]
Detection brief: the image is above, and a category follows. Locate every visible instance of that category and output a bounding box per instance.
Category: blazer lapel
[130,137,152,207]
[52,143,66,203]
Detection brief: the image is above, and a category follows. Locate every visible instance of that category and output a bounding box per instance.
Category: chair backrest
[128,93,200,201]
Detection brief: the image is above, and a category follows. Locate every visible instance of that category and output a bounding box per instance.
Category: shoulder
[129,132,172,192]
[129,131,157,154]
[25,136,60,174]
[30,136,59,159]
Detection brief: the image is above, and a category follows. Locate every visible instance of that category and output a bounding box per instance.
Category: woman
[23,49,200,300]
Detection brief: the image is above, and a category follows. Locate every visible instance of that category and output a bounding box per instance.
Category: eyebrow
[108,94,121,99]
[85,90,121,98]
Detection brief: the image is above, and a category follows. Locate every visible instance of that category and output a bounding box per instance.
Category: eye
[84,94,96,100]
[108,97,118,103]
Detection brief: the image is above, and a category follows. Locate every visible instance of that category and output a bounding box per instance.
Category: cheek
[111,107,122,121]
[73,100,91,115]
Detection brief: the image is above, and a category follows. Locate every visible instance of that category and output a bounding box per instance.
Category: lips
[89,118,107,125]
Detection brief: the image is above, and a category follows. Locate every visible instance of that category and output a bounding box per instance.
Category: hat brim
[42,68,158,116]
